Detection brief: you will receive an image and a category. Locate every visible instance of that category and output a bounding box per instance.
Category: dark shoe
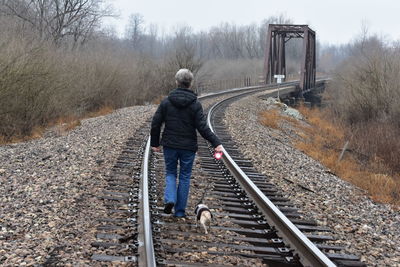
[164,203,174,214]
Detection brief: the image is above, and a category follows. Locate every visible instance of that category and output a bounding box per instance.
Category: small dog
[194,203,213,234]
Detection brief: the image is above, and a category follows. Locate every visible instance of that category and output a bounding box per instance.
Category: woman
[150,69,223,218]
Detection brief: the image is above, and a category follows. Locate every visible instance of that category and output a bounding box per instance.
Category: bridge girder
[264,24,316,94]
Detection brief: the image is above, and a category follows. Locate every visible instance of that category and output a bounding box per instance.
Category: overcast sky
[105,0,399,45]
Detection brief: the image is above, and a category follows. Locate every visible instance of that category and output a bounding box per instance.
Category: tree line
[0,0,354,142]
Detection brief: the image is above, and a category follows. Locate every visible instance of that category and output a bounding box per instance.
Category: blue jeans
[163,146,196,217]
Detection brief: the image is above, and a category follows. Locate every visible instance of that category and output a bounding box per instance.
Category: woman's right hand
[214,145,223,152]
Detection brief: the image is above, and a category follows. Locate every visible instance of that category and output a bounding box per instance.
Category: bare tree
[208,27,225,58]
[125,13,144,50]
[0,0,114,47]
[172,26,203,73]
[259,14,293,57]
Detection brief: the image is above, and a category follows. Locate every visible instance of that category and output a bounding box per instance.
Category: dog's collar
[195,205,212,220]
[195,204,208,213]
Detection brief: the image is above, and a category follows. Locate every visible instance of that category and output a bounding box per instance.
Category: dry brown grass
[52,116,82,133]
[259,104,400,205]
[51,106,113,134]
[259,109,280,129]
[152,95,166,105]
[37,105,114,136]
[87,105,114,118]
[0,133,36,145]
[0,125,46,145]
[280,114,301,128]
[294,106,400,205]
[0,105,113,145]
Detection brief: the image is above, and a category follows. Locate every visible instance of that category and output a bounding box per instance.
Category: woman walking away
[150,69,223,218]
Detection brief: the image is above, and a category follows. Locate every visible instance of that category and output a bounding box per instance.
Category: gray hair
[175,69,194,88]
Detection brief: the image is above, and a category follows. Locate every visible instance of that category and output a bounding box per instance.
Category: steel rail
[206,89,336,267]
[135,83,293,266]
[198,78,327,100]
[137,137,157,267]
[136,80,325,266]
[198,81,298,100]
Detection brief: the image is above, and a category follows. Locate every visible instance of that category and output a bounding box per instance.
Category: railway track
[90,83,365,266]
[90,122,150,263]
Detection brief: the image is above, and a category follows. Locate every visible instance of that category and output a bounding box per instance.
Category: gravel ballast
[0,106,154,266]
[224,91,400,266]
[1,90,399,266]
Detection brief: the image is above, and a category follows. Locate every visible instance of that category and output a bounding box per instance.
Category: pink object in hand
[214,151,223,160]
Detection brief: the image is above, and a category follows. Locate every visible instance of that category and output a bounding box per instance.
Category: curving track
[91,83,366,266]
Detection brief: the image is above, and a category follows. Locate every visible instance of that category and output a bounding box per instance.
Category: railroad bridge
[196,24,324,105]
[264,24,321,103]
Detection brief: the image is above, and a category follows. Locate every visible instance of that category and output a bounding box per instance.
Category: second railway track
[91,83,366,266]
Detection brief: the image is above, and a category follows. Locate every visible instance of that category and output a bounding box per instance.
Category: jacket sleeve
[150,101,165,147]
[194,101,221,148]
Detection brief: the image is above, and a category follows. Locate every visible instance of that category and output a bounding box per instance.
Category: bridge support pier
[280,80,327,108]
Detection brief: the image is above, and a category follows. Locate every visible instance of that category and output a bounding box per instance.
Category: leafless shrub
[329,35,400,125]
[0,30,156,140]
[349,122,400,173]
[327,32,400,174]
[0,36,56,138]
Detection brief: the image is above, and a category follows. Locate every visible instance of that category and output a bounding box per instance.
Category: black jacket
[150,88,221,151]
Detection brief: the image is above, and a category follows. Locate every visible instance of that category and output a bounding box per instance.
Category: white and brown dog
[194,203,213,234]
